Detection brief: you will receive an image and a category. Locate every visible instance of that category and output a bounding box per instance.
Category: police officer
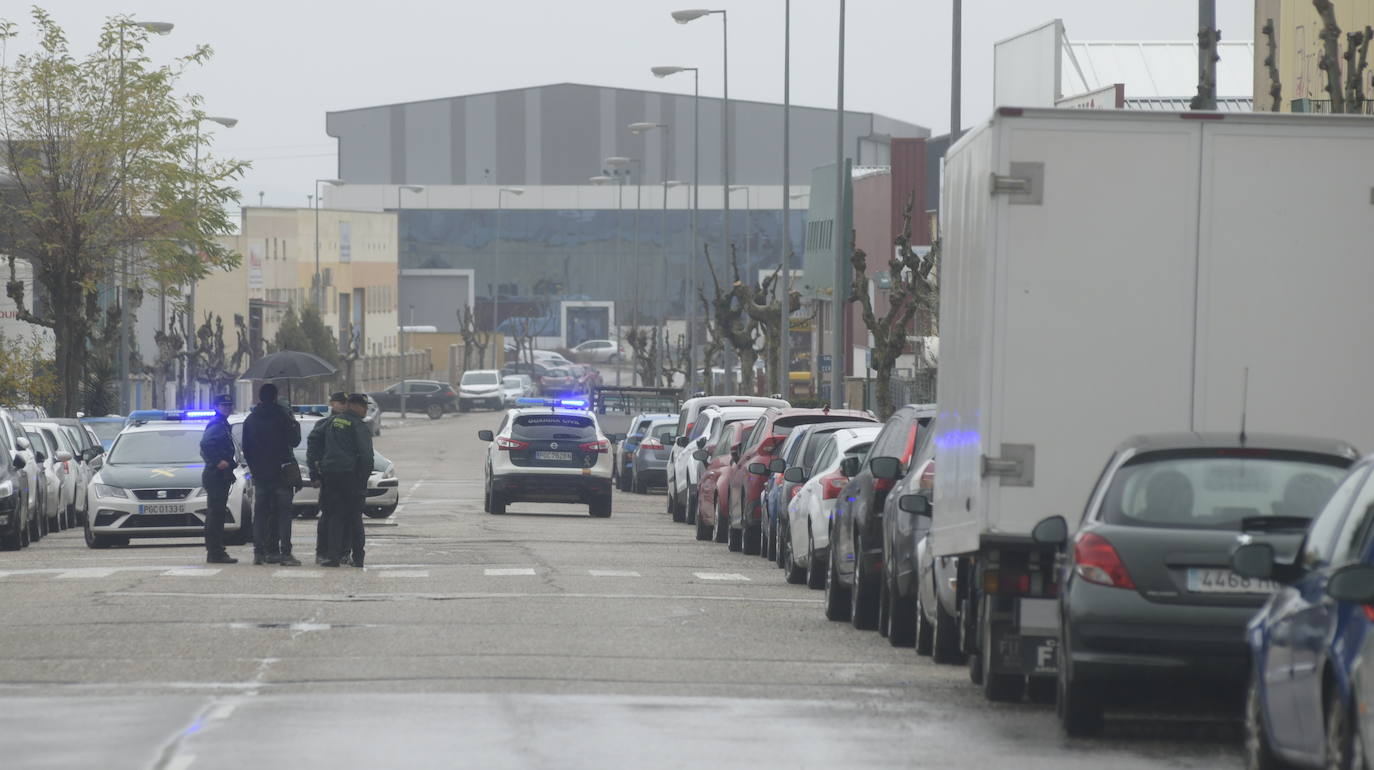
[342,393,374,567]
[242,383,303,566]
[199,394,239,564]
[314,393,370,567]
[307,392,347,564]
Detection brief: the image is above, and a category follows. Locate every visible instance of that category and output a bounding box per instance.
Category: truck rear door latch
[981,443,1035,486]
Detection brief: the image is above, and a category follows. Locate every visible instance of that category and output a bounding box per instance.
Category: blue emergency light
[515,398,587,409]
[291,404,330,416]
[126,409,216,426]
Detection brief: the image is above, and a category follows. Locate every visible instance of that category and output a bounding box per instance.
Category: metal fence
[351,350,433,394]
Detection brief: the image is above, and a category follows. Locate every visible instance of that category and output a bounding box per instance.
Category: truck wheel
[981,622,1024,702]
[849,541,879,630]
[886,574,916,647]
[914,590,934,656]
[824,540,852,622]
[932,593,964,664]
[1058,641,1104,736]
[806,527,826,590]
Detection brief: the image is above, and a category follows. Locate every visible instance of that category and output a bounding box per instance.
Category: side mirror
[477,430,494,442]
[11,455,24,470]
[783,466,808,484]
[748,462,768,475]
[34,451,46,463]
[1031,515,1069,546]
[1231,542,1277,580]
[693,449,709,462]
[1326,563,1374,604]
[16,437,29,451]
[675,435,690,448]
[768,458,786,474]
[55,450,73,463]
[869,456,902,480]
[898,494,931,516]
[840,456,860,478]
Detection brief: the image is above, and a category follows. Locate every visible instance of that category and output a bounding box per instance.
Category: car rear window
[512,414,597,440]
[462,371,500,386]
[1100,449,1351,530]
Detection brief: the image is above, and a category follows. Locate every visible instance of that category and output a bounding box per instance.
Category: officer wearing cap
[312,392,370,566]
[307,392,348,564]
[198,394,239,564]
[339,393,374,566]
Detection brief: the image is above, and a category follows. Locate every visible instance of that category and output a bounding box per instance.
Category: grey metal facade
[326,83,928,187]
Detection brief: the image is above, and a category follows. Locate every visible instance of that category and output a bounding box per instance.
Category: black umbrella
[239,350,338,381]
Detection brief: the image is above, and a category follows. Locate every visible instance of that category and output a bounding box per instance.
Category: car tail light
[684,422,694,436]
[641,438,664,450]
[495,437,528,451]
[1364,605,1374,623]
[1073,532,1136,590]
[821,473,847,500]
[982,569,1050,597]
[580,439,610,453]
[875,477,895,494]
[789,486,802,499]
[920,461,936,489]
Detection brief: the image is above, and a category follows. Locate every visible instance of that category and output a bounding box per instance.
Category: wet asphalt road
[0,412,1241,769]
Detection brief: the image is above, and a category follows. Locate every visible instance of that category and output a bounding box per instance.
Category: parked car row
[639,395,1374,764]
[0,407,107,550]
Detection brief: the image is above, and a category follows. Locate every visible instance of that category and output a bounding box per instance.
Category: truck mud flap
[991,629,1059,675]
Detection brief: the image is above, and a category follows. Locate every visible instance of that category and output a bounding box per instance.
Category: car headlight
[381,464,395,480]
[94,483,128,499]
[0,480,13,497]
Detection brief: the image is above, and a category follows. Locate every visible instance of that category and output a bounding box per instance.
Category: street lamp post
[115,18,173,413]
[651,66,700,391]
[591,174,626,385]
[781,0,792,400]
[492,186,525,359]
[186,114,237,406]
[672,8,728,392]
[314,178,345,312]
[396,184,424,418]
[831,0,847,406]
[630,121,677,387]
[606,157,642,383]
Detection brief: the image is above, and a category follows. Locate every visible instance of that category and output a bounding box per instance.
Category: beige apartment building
[1254,0,1374,112]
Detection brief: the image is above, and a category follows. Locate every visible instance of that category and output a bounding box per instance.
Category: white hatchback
[479,401,616,517]
[785,426,881,588]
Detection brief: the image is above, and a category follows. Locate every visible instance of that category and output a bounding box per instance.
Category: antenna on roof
[1239,367,1250,445]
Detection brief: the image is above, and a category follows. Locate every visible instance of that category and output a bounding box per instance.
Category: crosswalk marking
[56,568,120,579]
[693,572,750,582]
[161,568,221,577]
[378,570,430,578]
[588,570,641,577]
[272,570,322,578]
[484,568,537,576]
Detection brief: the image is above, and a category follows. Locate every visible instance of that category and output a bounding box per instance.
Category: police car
[84,410,253,549]
[478,398,617,517]
[287,406,400,519]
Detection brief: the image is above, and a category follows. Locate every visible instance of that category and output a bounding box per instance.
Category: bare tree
[624,325,659,387]
[1317,0,1347,114]
[740,264,801,396]
[1262,18,1283,112]
[702,244,762,395]
[1345,26,1373,111]
[659,333,690,390]
[848,191,939,419]
[693,292,724,394]
[457,306,490,370]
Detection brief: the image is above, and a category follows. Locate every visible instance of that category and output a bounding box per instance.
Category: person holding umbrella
[242,383,302,566]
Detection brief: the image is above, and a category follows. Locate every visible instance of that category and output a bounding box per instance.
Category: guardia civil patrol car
[478,398,618,517]
[84,410,253,548]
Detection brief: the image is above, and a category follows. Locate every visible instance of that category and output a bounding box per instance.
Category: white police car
[478,398,617,517]
[84,410,253,548]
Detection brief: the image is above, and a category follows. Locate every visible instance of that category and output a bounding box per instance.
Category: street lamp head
[665,180,687,188]
[319,178,345,186]
[499,187,525,196]
[604,156,638,168]
[204,116,238,128]
[136,21,175,35]
[671,9,711,24]
[728,185,748,192]
[651,66,688,78]
[399,185,425,193]
[589,176,614,185]
[628,122,665,134]
[790,192,811,200]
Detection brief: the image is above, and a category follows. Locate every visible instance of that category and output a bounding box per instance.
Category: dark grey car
[630,418,677,493]
[1034,432,1358,737]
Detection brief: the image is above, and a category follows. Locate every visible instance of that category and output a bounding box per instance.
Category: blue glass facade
[399,208,807,324]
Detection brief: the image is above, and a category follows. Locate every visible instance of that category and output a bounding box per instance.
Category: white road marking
[272,570,322,578]
[588,570,641,577]
[56,568,121,579]
[111,590,822,604]
[379,570,430,578]
[161,568,221,577]
[693,572,750,582]
[164,755,197,770]
[484,568,537,576]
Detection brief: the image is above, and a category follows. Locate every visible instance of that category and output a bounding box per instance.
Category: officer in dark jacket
[199,394,239,564]
[307,392,347,564]
[242,383,303,566]
[314,393,371,567]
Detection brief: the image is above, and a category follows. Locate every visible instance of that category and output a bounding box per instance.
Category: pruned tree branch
[1263,18,1283,112]
[1316,0,1347,114]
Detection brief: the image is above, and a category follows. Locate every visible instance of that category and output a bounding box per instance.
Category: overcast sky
[4,1,1254,210]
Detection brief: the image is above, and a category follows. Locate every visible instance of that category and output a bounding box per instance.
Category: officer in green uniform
[314,393,370,567]
[307,392,348,564]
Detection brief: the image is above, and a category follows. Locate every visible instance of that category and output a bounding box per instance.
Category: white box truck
[930,107,1374,700]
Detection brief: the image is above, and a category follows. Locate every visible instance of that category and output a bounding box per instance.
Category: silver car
[630,417,676,494]
[291,447,400,519]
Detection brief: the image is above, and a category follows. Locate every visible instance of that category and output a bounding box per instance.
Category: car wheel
[886,573,916,647]
[878,571,891,638]
[1326,683,1361,770]
[83,519,112,549]
[33,508,45,540]
[773,518,786,568]
[1245,674,1288,770]
[728,526,743,552]
[782,524,806,584]
[914,589,934,656]
[764,514,778,562]
[633,473,647,495]
[364,507,394,519]
[1,517,21,550]
[589,498,612,518]
[932,590,964,664]
[740,523,759,555]
[695,506,713,541]
[427,404,443,420]
[1058,637,1104,737]
[489,488,506,515]
[19,515,30,547]
[850,537,880,630]
[823,534,852,622]
[806,526,826,590]
[714,495,730,544]
[686,487,698,525]
[671,490,686,524]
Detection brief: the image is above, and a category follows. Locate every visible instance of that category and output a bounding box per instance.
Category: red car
[727,407,877,554]
[694,421,746,543]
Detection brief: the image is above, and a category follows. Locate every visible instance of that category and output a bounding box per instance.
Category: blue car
[1237,453,1374,769]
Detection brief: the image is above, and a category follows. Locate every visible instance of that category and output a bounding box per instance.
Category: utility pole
[830,0,847,407]
[1191,0,1219,110]
[952,0,962,140]
[780,0,792,400]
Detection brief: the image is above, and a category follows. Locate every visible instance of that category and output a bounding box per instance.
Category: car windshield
[545,368,569,378]
[512,413,596,440]
[462,371,500,386]
[502,377,523,388]
[108,430,206,465]
[1100,449,1351,530]
[83,420,123,442]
